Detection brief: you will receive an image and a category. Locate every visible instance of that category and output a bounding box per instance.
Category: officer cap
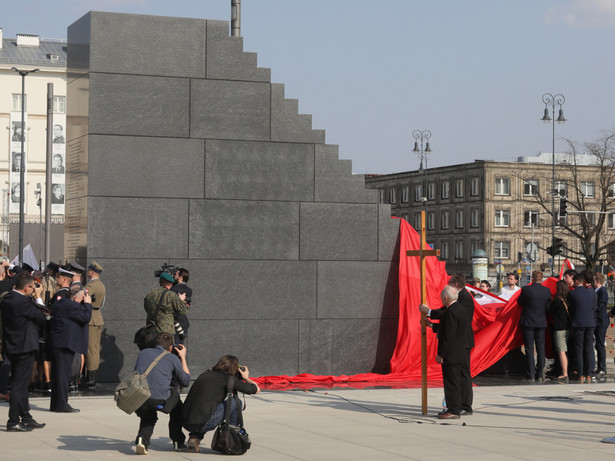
[68,261,85,274]
[59,264,75,277]
[88,261,103,273]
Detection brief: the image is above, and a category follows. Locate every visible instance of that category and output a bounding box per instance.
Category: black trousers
[461,349,473,412]
[7,351,37,425]
[521,327,546,380]
[50,347,75,411]
[135,389,184,447]
[442,361,466,415]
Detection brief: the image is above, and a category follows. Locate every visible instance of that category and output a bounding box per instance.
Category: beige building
[0,29,66,263]
[365,154,615,285]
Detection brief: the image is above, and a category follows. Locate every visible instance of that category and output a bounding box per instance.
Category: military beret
[88,261,103,273]
[160,272,174,283]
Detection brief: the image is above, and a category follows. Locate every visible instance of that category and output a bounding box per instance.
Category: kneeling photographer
[181,355,260,453]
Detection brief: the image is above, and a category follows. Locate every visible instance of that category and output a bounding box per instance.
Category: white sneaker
[136,437,148,455]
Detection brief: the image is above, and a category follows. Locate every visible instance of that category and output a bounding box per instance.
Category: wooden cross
[406,210,440,415]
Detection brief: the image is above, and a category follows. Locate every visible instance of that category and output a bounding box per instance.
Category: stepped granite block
[204,139,314,201]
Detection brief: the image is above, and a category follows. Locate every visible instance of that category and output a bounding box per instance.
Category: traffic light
[553,238,564,255]
[546,245,554,256]
[558,197,568,218]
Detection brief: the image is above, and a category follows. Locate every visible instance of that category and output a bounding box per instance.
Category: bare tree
[522,130,615,271]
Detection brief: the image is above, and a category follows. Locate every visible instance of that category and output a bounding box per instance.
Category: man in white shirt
[500,272,521,300]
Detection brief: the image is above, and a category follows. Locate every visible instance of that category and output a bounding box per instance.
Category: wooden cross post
[406,210,440,415]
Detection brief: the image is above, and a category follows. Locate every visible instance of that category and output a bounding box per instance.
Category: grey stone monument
[66,11,400,381]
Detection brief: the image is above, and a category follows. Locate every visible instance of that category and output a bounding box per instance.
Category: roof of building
[0,37,67,67]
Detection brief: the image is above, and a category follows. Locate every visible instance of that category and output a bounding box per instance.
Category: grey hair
[441,285,459,303]
[69,284,84,299]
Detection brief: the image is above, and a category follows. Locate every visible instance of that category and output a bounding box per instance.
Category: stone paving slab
[1,381,615,460]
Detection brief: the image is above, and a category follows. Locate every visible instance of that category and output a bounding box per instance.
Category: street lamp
[412,130,432,209]
[11,67,39,268]
[34,184,42,269]
[541,93,566,277]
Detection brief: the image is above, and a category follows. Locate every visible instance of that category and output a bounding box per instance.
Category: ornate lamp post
[541,93,566,277]
[412,130,432,210]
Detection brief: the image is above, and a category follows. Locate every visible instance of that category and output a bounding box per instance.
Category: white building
[0,28,67,263]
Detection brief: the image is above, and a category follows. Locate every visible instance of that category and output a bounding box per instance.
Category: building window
[471,178,480,196]
[495,178,510,195]
[524,211,538,227]
[389,188,396,204]
[427,183,435,200]
[378,189,385,204]
[494,241,510,259]
[11,93,26,111]
[401,186,409,203]
[441,211,449,230]
[455,179,464,198]
[455,241,464,260]
[585,213,596,226]
[440,241,449,259]
[455,210,464,229]
[427,212,435,230]
[608,213,615,229]
[524,179,539,196]
[414,214,421,231]
[555,180,567,197]
[471,240,480,254]
[414,184,422,202]
[581,181,595,197]
[53,95,66,113]
[495,209,510,227]
[470,209,479,228]
[441,181,450,199]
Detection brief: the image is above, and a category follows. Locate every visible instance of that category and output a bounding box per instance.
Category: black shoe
[7,422,33,432]
[460,409,473,416]
[173,441,188,451]
[51,406,80,413]
[22,420,46,429]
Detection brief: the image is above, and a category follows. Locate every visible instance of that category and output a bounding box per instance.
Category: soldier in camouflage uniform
[144,272,188,335]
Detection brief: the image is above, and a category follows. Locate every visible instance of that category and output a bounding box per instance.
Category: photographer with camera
[181,355,260,453]
[171,268,191,345]
[133,332,190,455]
[144,272,188,337]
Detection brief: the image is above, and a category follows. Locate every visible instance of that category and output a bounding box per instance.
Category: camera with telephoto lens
[174,321,185,339]
[154,262,179,278]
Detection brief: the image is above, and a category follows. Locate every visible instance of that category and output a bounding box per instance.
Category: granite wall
[66,11,400,381]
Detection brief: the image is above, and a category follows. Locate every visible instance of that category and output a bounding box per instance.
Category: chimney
[16,33,40,47]
[231,0,241,37]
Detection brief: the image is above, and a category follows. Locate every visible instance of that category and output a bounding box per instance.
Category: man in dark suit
[0,273,47,431]
[517,270,552,382]
[422,273,475,415]
[47,285,92,413]
[421,285,471,419]
[568,272,597,382]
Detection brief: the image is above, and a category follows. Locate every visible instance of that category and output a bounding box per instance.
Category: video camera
[154,262,178,278]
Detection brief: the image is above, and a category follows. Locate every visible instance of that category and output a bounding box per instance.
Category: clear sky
[3,0,615,174]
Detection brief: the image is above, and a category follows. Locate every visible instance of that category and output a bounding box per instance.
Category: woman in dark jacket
[547,280,572,381]
[182,355,260,453]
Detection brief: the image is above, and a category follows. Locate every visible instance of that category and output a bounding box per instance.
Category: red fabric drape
[255,218,534,388]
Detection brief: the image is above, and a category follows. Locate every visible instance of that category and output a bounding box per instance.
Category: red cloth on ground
[255,218,529,387]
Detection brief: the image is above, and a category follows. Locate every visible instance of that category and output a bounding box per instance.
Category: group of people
[518,268,609,383]
[0,260,106,431]
[133,271,259,454]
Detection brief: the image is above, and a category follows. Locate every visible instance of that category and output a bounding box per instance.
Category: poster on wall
[51,114,66,215]
[9,115,26,214]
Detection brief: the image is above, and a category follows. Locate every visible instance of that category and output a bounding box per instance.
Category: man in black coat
[0,274,47,431]
[421,285,472,419]
[48,285,92,413]
[517,270,552,382]
[422,273,475,415]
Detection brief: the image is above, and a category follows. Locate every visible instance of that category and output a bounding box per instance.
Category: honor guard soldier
[83,261,106,390]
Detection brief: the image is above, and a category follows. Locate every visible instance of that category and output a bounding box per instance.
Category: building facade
[366,155,615,286]
[0,29,66,263]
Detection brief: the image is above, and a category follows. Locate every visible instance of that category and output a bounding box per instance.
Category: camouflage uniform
[144,287,188,335]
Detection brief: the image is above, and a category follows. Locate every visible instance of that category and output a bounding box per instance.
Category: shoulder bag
[211,375,251,455]
[115,350,169,414]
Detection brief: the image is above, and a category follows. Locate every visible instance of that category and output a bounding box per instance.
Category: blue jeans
[184,398,237,441]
